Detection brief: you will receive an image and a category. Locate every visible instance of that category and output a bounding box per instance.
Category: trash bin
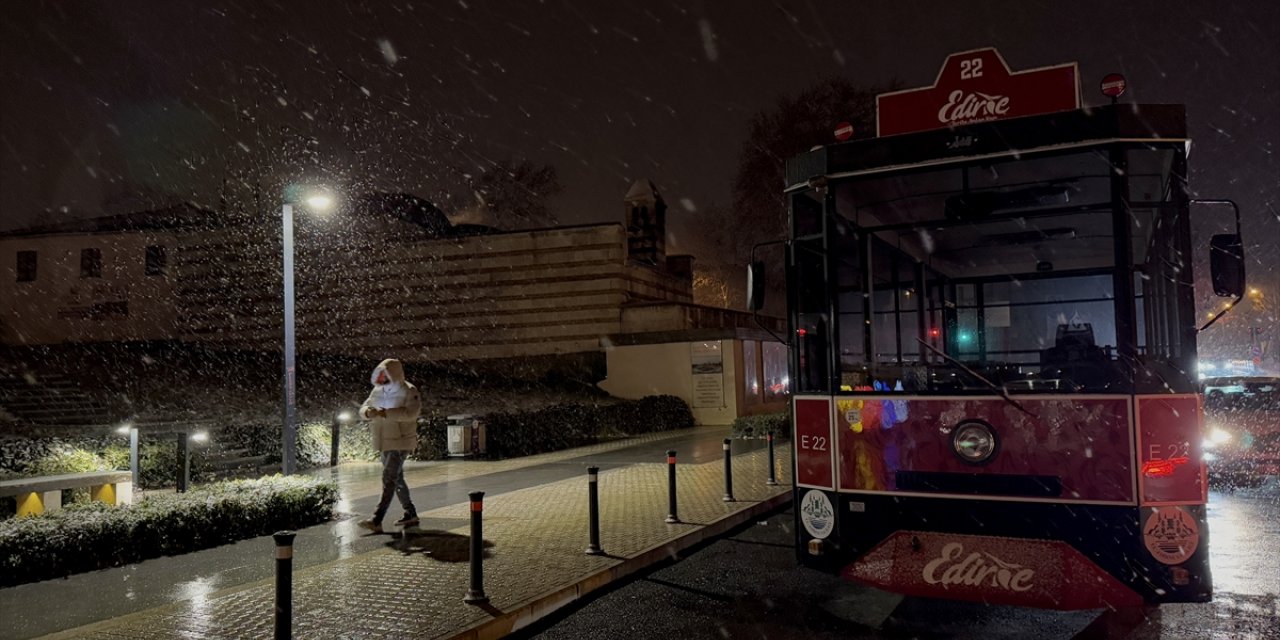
[447,414,486,457]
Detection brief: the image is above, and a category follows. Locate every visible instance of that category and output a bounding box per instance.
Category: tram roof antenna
[915,338,1037,418]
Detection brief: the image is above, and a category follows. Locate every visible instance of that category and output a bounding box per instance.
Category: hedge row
[217,421,380,469]
[731,411,791,440]
[0,475,337,587]
[480,395,694,459]
[0,437,213,490]
[2,396,695,488]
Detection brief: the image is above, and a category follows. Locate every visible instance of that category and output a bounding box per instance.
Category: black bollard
[665,450,680,524]
[273,531,296,640]
[766,431,779,486]
[464,491,489,604]
[176,432,190,493]
[585,466,603,555]
[722,438,735,502]
[329,414,341,468]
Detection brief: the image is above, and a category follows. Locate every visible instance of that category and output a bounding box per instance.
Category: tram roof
[785,103,1187,192]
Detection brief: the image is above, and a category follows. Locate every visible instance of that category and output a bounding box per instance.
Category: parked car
[1202,375,1280,409]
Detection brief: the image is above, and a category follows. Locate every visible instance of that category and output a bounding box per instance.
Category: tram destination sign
[876,47,1080,137]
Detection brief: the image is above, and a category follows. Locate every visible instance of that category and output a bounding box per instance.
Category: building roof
[0,203,221,238]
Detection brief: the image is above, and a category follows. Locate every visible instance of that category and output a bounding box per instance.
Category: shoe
[394,514,420,527]
[356,518,383,533]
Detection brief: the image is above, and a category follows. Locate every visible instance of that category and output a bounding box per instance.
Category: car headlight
[1210,428,1233,445]
[952,420,998,464]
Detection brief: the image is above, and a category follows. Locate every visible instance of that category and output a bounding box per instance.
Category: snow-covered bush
[0,475,337,587]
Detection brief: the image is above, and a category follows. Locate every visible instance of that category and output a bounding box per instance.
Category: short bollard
[464,491,489,604]
[722,438,735,502]
[665,450,680,524]
[585,466,603,555]
[273,531,296,640]
[766,431,779,486]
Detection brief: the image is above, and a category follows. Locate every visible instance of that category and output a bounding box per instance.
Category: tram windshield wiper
[915,338,1037,418]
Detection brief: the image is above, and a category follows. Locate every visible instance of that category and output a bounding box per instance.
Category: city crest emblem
[800,490,835,539]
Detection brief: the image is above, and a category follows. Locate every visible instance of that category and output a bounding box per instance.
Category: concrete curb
[444,490,794,640]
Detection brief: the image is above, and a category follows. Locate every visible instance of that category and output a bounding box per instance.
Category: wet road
[525,483,1280,639]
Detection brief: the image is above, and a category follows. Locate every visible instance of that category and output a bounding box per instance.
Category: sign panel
[876,48,1080,137]
[690,341,724,408]
[794,397,834,489]
[1136,395,1206,505]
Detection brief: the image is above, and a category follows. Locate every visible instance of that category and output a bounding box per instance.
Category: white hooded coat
[359,359,422,452]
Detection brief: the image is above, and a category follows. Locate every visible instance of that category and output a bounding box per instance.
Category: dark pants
[373,450,416,522]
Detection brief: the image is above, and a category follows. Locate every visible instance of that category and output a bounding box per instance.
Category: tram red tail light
[1141,456,1189,478]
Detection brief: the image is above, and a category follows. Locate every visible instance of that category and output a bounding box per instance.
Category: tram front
[774,55,1267,609]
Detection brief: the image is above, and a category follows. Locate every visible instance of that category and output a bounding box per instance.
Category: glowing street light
[306,194,333,211]
[331,409,355,467]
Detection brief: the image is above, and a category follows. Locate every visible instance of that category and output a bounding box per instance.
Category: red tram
[763,49,1247,609]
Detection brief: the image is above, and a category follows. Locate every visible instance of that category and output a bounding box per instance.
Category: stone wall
[177,223,692,361]
[0,231,180,345]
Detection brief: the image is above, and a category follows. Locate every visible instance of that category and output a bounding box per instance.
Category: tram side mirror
[1209,234,1245,297]
[746,261,766,311]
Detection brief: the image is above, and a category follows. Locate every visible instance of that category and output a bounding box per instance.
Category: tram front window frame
[789,144,1196,396]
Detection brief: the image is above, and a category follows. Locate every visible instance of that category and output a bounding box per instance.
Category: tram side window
[794,242,830,393]
[1128,148,1195,389]
[792,191,830,393]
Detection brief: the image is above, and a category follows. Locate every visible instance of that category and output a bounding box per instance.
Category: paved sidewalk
[36,437,792,639]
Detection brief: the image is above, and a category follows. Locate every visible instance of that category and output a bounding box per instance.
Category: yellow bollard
[16,492,45,517]
[91,483,117,505]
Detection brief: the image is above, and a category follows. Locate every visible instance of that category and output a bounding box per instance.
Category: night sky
[2,1,1277,273]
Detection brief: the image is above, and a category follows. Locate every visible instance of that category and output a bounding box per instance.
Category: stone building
[1,181,787,423]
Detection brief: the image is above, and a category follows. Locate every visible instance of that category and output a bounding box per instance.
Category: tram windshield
[792,146,1195,395]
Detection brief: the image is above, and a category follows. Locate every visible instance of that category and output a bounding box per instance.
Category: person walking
[357,358,421,532]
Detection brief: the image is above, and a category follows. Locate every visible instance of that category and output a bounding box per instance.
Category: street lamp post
[282,203,297,475]
[281,193,333,476]
[116,423,139,487]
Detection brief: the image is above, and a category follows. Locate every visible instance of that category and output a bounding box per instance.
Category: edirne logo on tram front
[937,89,1011,126]
[922,542,1035,592]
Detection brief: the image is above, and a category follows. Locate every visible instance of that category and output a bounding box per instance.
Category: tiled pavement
[329,430,704,507]
[44,441,793,639]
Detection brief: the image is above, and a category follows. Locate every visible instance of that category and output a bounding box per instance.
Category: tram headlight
[952,420,998,464]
